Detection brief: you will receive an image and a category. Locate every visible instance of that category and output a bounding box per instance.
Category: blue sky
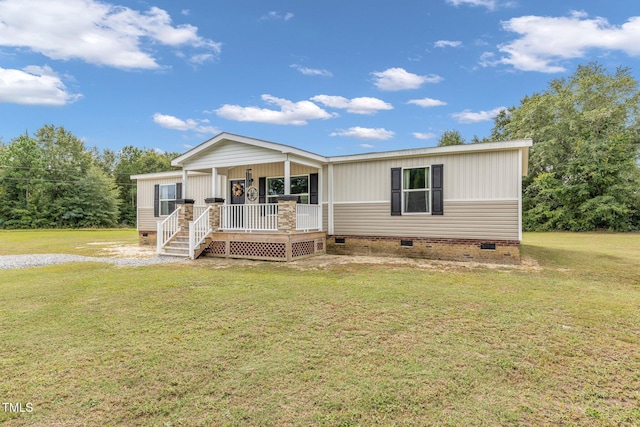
[0,0,639,156]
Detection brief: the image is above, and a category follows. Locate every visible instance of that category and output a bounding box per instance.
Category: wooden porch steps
[160,234,190,257]
[160,233,212,259]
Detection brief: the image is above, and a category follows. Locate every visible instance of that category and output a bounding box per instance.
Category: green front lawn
[0,231,639,426]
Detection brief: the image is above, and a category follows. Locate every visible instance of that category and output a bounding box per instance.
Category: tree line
[438,63,640,231]
[0,125,179,228]
[1,63,639,231]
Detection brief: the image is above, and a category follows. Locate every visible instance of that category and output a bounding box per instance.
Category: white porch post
[328,163,334,235]
[284,159,291,195]
[318,166,323,231]
[182,169,188,199]
[211,167,218,199]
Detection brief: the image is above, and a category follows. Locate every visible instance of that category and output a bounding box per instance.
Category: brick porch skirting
[326,235,520,264]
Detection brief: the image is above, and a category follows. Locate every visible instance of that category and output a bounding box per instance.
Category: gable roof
[171,132,327,167]
[172,132,532,170]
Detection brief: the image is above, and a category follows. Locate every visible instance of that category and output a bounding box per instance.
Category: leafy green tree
[438,130,465,147]
[491,63,640,231]
[0,134,49,228]
[0,125,121,228]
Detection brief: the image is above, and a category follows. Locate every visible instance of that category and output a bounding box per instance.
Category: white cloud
[260,11,294,21]
[0,0,221,70]
[311,95,393,115]
[290,64,333,77]
[359,143,374,148]
[451,107,506,123]
[492,12,640,73]
[153,113,219,134]
[408,98,447,108]
[330,127,395,140]
[215,94,336,125]
[434,40,462,48]
[371,67,442,91]
[412,132,437,140]
[189,53,215,64]
[446,0,497,10]
[0,65,81,106]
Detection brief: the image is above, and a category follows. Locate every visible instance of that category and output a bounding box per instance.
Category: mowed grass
[0,231,639,426]
[0,228,138,256]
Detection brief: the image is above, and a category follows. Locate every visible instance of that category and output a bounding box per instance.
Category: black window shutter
[391,167,402,216]
[258,177,266,203]
[176,182,182,200]
[154,184,160,217]
[309,173,319,204]
[431,164,443,215]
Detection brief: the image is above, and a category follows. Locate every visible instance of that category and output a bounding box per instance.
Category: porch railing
[220,204,279,232]
[193,205,207,220]
[189,206,211,259]
[296,204,322,231]
[157,207,180,254]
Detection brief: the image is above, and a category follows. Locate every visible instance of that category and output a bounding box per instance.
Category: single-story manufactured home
[131,132,532,263]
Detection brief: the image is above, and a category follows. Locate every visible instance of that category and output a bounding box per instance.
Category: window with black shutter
[309,173,319,205]
[391,168,402,215]
[431,164,443,215]
[391,165,444,216]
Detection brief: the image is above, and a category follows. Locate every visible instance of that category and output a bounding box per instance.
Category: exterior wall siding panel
[333,201,519,241]
[331,151,519,203]
[137,174,212,231]
[184,142,286,170]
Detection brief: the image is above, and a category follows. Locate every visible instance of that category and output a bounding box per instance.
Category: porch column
[284,159,291,195]
[182,170,188,199]
[211,167,218,198]
[205,197,224,231]
[176,198,195,231]
[317,167,323,231]
[277,195,297,233]
[328,163,334,235]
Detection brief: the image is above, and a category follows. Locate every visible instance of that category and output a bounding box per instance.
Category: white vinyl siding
[331,150,520,203]
[136,173,212,231]
[182,141,287,170]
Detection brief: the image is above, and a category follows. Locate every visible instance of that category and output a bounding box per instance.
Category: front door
[230,180,245,205]
[229,179,245,229]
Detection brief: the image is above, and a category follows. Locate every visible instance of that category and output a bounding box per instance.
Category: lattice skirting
[230,241,287,259]
[292,241,314,258]
[202,232,326,261]
[205,240,226,255]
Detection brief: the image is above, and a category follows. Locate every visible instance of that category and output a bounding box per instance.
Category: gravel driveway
[0,254,186,270]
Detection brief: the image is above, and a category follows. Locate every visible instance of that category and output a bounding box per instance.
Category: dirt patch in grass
[83,241,157,258]
[83,240,544,271]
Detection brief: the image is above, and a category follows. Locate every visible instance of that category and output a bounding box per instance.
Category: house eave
[326,139,533,163]
[130,170,209,180]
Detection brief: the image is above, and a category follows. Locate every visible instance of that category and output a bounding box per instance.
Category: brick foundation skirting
[327,235,520,264]
[138,230,157,245]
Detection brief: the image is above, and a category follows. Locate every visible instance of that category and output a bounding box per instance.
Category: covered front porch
[156,133,328,261]
[157,196,325,261]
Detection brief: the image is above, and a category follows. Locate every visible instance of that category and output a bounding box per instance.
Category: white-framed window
[267,175,309,203]
[403,167,430,213]
[159,184,176,215]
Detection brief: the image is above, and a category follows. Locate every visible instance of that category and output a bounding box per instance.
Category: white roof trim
[326,139,533,163]
[171,132,327,167]
[130,170,208,180]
